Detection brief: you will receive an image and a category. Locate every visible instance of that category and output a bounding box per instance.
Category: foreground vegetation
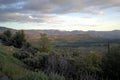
[0,30,120,80]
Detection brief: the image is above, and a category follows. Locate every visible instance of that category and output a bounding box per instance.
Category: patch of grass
[0,45,65,80]
[0,45,31,79]
[0,45,17,55]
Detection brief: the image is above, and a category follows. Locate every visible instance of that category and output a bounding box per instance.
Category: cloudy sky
[0,0,120,31]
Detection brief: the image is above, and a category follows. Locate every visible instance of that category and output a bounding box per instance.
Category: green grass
[0,45,37,79]
[0,45,65,80]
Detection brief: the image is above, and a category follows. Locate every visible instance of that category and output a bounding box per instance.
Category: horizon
[0,0,120,31]
[0,26,120,32]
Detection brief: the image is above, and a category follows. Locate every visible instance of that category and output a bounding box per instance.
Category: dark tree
[12,30,26,48]
[0,30,12,46]
[102,46,120,80]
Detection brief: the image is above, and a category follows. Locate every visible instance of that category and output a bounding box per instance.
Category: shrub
[39,33,52,52]
[0,30,12,46]
[17,72,48,80]
[102,46,120,80]
[48,73,65,80]
[13,51,30,60]
[11,30,26,48]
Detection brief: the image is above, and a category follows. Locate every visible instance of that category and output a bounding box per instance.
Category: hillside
[0,27,120,40]
[0,45,29,80]
[0,44,64,80]
[0,27,120,80]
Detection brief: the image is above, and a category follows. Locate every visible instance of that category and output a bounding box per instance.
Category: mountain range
[0,26,120,40]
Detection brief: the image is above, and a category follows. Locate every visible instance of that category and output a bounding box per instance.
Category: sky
[0,0,120,31]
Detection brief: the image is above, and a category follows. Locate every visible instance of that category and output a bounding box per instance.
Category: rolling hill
[0,27,120,40]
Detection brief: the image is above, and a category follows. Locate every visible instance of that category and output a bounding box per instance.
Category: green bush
[0,30,28,48]
[102,46,120,80]
[13,51,30,60]
[39,33,52,52]
[11,30,26,48]
[48,73,65,80]
[17,72,48,80]
[0,30,12,46]
[17,72,65,80]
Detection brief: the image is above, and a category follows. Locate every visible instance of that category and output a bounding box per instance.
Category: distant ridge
[0,26,13,30]
[0,26,120,39]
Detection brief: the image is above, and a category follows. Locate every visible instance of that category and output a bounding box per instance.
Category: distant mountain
[86,30,120,39]
[25,30,120,39]
[0,27,120,40]
[0,26,12,30]
[0,27,15,34]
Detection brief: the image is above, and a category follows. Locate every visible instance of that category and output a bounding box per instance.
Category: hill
[0,27,120,40]
[24,29,120,39]
[0,27,13,31]
[0,27,120,80]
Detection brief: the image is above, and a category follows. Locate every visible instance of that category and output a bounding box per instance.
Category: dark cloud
[0,13,32,22]
[0,0,19,5]
[22,0,120,13]
[0,12,58,23]
[1,0,120,13]
[0,0,120,22]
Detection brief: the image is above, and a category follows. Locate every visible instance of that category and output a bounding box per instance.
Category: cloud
[0,0,120,23]
[1,0,120,13]
[22,0,120,13]
[0,12,58,23]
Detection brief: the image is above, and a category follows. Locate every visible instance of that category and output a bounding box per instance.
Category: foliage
[86,53,102,72]
[11,30,26,48]
[0,30,12,46]
[102,46,120,80]
[1,30,120,80]
[17,72,48,80]
[13,50,30,60]
[17,72,65,80]
[48,73,65,80]
[14,50,104,80]
[39,33,52,52]
[0,46,30,79]
[0,44,64,80]
[0,30,29,48]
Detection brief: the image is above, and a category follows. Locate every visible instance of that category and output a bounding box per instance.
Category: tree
[102,46,120,79]
[39,33,52,52]
[0,30,12,46]
[12,30,26,48]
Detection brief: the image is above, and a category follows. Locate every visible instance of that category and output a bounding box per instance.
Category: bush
[0,30,28,48]
[11,30,26,48]
[48,73,65,80]
[13,51,30,60]
[86,53,102,72]
[17,72,65,80]
[17,72,48,80]
[39,33,52,52]
[0,30,12,46]
[102,46,120,80]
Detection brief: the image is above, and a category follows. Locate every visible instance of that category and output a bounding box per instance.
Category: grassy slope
[0,45,33,79]
[0,45,65,80]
